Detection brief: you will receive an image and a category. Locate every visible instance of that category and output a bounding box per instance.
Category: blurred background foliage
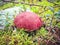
[0,0,60,45]
[0,0,60,27]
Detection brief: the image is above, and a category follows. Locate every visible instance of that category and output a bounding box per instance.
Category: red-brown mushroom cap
[14,12,43,32]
